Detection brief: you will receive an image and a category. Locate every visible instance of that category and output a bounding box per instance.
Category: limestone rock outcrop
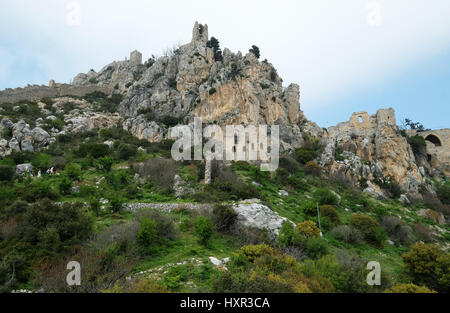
[233,199,294,240]
[73,51,145,94]
[321,109,426,195]
[116,22,306,150]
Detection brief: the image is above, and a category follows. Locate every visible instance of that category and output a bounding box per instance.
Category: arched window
[425,134,442,147]
[358,116,363,124]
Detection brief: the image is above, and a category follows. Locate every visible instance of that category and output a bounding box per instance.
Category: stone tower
[192,21,208,44]
[376,108,396,126]
[130,50,142,65]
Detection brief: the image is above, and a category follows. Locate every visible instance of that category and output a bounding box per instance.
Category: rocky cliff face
[0,22,448,198]
[321,109,427,197]
[113,22,310,150]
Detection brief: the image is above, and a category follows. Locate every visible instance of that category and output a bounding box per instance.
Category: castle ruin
[130,50,142,65]
[192,21,208,44]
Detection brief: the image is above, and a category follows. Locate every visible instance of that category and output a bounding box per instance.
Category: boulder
[0,139,11,157]
[233,200,293,239]
[16,163,33,175]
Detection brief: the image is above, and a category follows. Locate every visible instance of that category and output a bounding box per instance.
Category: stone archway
[425,134,442,147]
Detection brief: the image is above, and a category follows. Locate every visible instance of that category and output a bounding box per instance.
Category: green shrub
[64,163,82,181]
[306,238,329,259]
[314,188,338,205]
[278,221,302,248]
[23,179,59,201]
[238,244,275,263]
[139,158,178,189]
[296,220,320,239]
[331,225,363,244]
[137,217,158,248]
[320,205,340,225]
[58,174,73,195]
[212,204,237,233]
[117,143,137,160]
[294,148,317,164]
[108,193,124,213]
[23,199,93,252]
[380,215,413,245]
[279,156,300,173]
[386,283,436,293]
[88,197,101,216]
[375,177,402,198]
[402,242,449,292]
[194,216,213,245]
[31,153,52,170]
[275,167,289,183]
[209,88,217,95]
[305,161,321,176]
[94,156,114,172]
[4,200,28,218]
[1,127,13,140]
[407,135,426,155]
[287,175,308,191]
[78,143,110,158]
[10,151,34,165]
[349,214,384,246]
[167,77,177,89]
[436,182,450,205]
[0,165,15,181]
[51,118,65,131]
[301,200,317,216]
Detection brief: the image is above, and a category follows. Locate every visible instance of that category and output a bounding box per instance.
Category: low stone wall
[124,202,213,213]
[0,84,112,104]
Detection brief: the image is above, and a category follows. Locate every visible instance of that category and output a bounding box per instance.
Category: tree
[207,37,223,62]
[402,242,449,292]
[401,118,429,132]
[249,45,260,59]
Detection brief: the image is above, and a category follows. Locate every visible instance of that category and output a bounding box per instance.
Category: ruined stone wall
[417,129,450,176]
[327,108,395,138]
[0,84,112,104]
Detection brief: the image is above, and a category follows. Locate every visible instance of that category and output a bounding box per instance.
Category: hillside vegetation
[1,97,449,293]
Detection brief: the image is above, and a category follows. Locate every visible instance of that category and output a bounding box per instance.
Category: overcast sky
[1,0,449,129]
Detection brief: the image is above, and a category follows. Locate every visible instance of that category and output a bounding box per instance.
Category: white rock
[233,201,293,239]
[209,257,223,267]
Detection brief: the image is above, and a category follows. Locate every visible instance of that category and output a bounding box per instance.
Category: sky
[0,0,449,130]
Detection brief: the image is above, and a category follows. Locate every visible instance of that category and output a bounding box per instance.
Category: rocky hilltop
[0,22,449,199]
